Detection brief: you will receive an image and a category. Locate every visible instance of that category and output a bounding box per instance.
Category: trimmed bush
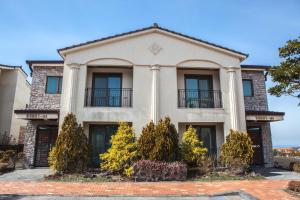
[180,126,207,167]
[288,181,300,192]
[100,122,137,177]
[48,113,89,173]
[133,160,187,181]
[136,121,156,160]
[220,129,254,168]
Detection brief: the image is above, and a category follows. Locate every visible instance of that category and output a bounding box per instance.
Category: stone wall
[242,71,268,111]
[29,66,63,109]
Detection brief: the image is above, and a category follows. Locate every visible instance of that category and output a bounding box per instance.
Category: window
[243,79,253,97]
[190,125,217,155]
[46,76,62,94]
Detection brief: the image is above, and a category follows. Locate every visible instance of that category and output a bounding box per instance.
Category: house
[0,64,31,144]
[15,24,284,167]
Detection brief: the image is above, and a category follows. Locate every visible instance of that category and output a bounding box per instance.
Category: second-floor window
[46,76,62,94]
[243,79,253,97]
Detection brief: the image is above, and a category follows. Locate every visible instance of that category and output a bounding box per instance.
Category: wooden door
[247,126,264,165]
[35,127,58,167]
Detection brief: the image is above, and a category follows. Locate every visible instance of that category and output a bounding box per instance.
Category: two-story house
[0,64,30,144]
[15,24,284,168]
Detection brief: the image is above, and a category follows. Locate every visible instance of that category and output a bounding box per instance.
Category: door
[192,125,217,155]
[185,75,214,108]
[247,126,264,165]
[92,74,122,107]
[89,125,118,167]
[35,126,58,167]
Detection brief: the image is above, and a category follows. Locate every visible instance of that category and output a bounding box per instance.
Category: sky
[0,0,299,147]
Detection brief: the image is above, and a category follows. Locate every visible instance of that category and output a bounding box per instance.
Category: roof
[241,65,271,70]
[14,109,59,114]
[26,60,64,72]
[245,110,285,116]
[0,64,29,76]
[57,23,248,58]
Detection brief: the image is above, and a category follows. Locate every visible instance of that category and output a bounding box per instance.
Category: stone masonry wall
[242,71,268,111]
[29,66,63,109]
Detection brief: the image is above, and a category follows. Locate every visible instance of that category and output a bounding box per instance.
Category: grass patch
[45,174,112,183]
[191,172,265,182]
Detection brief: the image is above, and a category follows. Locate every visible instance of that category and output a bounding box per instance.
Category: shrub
[293,163,300,172]
[48,113,89,173]
[136,121,156,160]
[150,117,180,162]
[133,160,187,181]
[180,126,207,167]
[100,122,137,177]
[220,129,254,169]
[288,181,300,192]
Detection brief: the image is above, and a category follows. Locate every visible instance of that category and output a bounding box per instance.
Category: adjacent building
[0,64,31,144]
[15,24,284,167]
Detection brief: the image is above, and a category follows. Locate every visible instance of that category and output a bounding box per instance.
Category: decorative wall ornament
[148,42,162,55]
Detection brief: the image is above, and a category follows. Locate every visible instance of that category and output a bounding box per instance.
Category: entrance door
[35,126,58,167]
[89,125,118,167]
[247,126,264,165]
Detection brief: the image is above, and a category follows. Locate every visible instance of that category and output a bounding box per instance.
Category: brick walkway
[0,180,298,200]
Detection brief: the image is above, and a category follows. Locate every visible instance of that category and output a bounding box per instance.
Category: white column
[228,68,239,130]
[151,65,160,124]
[68,64,80,113]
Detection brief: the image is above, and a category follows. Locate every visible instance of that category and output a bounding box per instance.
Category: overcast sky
[0,0,299,147]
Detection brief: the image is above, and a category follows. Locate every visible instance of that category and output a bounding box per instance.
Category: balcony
[85,88,132,107]
[178,89,222,108]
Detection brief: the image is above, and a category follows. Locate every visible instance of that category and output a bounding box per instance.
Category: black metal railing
[85,88,132,107]
[178,89,222,108]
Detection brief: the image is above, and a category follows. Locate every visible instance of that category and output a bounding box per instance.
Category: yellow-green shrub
[136,121,156,160]
[220,129,254,167]
[180,126,207,167]
[48,113,89,173]
[100,122,137,177]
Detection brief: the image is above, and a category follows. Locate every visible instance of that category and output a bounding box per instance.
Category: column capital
[150,65,160,71]
[67,63,84,69]
[226,66,239,72]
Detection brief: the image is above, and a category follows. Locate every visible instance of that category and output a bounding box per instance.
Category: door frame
[247,126,264,165]
[34,125,58,167]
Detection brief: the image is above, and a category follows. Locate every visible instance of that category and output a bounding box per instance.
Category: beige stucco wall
[0,68,30,143]
[59,31,246,137]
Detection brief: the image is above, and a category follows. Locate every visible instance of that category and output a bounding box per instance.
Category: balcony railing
[178,89,222,108]
[85,88,132,107]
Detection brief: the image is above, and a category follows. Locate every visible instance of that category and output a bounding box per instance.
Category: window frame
[45,76,63,94]
[242,79,254,97]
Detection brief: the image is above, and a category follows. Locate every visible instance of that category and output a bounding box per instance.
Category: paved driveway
[254,167,300,180]
[0,168,53,181]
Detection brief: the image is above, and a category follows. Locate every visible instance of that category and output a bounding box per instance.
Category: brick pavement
[0,180,298,200]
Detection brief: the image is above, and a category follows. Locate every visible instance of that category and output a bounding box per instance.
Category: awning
[245,110,285,122]
[14,109,59,120]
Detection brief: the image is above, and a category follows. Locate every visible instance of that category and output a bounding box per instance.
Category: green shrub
[136,121,156,160]
[220,129,254,168]
[100,122,137,177]
[48,113,89,173]
[180,126,207,167]
[150,117,180,162]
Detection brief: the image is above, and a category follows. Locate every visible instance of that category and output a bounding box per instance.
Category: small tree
[136,121,156,160]
[220,129,254,167]
[180,126,207,167]
[100,122,137,177]
[150,117,180,162]
[48,113,89,173]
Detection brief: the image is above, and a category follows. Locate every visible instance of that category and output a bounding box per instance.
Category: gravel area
[0,168,53,181]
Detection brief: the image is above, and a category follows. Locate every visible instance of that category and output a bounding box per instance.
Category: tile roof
[245,110,285,116]
[241,65,271,69]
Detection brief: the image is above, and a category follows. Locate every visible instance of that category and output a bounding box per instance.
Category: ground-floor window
[89,124,118,167]
[190,125,217,155]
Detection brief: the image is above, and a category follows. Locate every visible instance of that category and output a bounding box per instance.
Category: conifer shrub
[136,121,156,160]
[133,160,187,181]
[100,122,137,177]
[48,113,89,173]
[220,129,254,171]
[180,126,207,167]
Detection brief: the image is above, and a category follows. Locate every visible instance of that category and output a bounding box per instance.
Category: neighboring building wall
[242,71,268,111]
[29,66,63,109]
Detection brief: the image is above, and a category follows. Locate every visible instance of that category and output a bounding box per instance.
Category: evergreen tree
[136,121,156,160]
